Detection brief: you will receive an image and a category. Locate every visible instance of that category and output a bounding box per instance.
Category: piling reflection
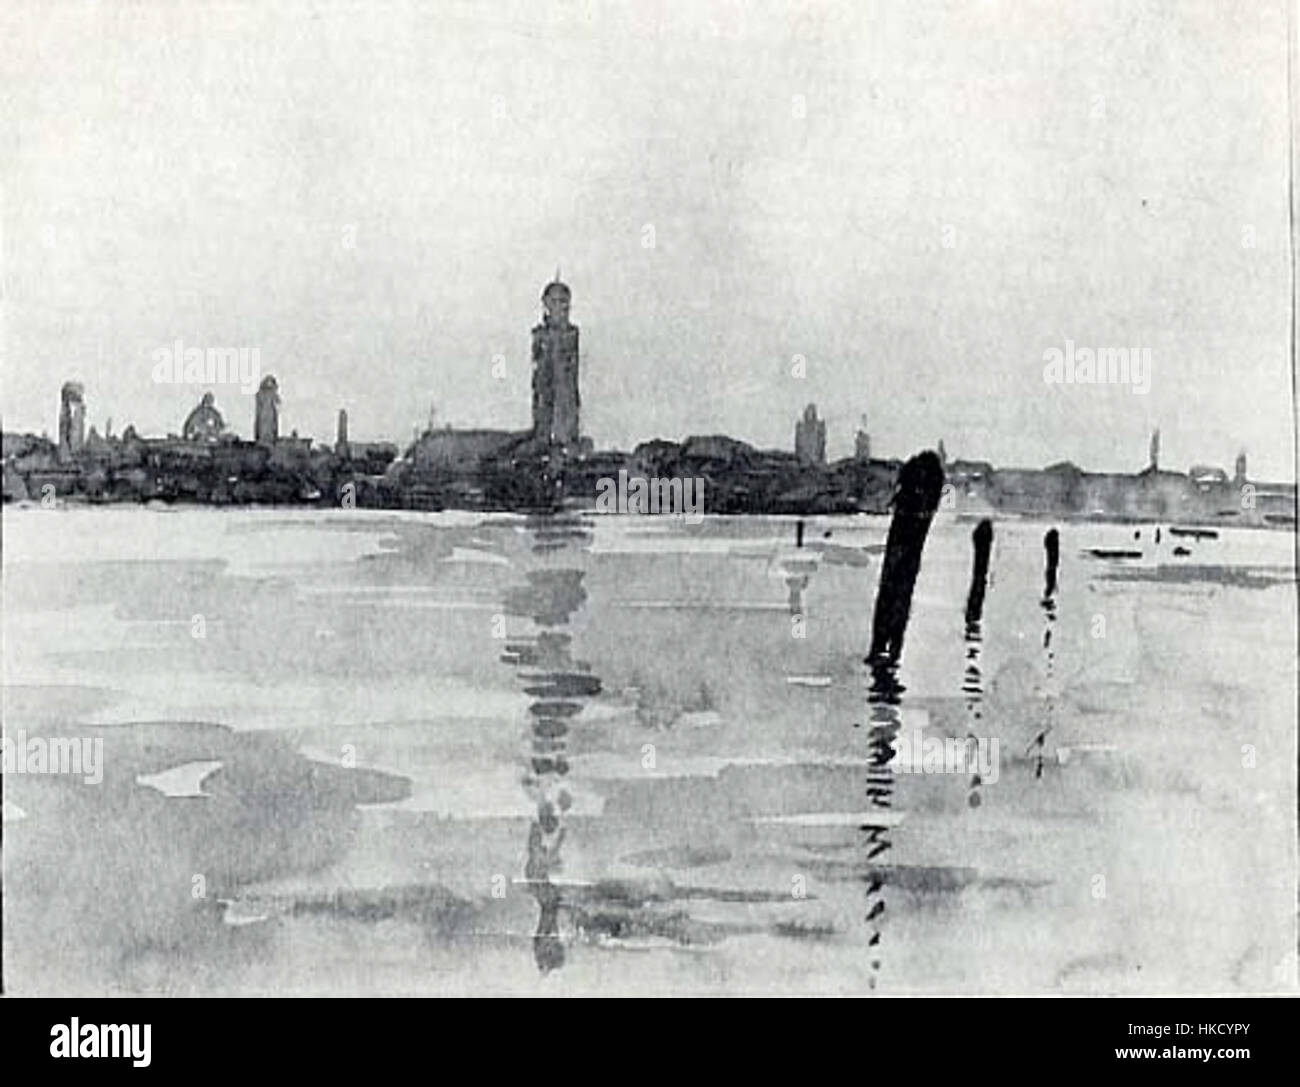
[860,451,944,991]
[963,624,985,808]
[963,520,993,808]
[1031,528,1060,780]
[499,513,598,974]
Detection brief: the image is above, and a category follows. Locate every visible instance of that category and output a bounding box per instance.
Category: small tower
[1234,449,1247,486]
[336,408,350,458]
[854,414,872,462]
[58,381,86,462]
[1148,427,1160,472]
[795,403,827,467]
[255,375,280,446]
[531,275,580,447]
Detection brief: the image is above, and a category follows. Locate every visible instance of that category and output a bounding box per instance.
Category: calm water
[2,506,1296,994]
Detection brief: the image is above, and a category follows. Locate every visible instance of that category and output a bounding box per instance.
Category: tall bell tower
[531,276,579,447]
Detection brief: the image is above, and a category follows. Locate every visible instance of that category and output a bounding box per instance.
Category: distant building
[854,415,871,461]
[84,425,113,458]
[183,392,227,443]
[680,434,756,463]
[345,440,398,473]
[948,459,993,486]
[396,275,582,481]
[58,381,86,462]
[531,276,580,447]
[1189,464,1228,488]
[1234,450,1248,486]
[336,409,349,458]
[406,427,522,474]
[795,403,826,466]
[255,375,280,446]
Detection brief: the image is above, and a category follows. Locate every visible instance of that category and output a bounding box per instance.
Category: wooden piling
[964,518,994,626]
[1043,527,1060,599]
[867,450,945,663]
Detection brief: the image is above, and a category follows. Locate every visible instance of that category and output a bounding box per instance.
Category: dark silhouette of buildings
[3,283,1294,526]
[390,274,588,503]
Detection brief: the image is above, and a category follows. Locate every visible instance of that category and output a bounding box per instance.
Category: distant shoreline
[4,428,1295,532]
[3,493,1295,534]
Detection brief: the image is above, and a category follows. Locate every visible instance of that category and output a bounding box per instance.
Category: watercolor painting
[2,1,1297,997]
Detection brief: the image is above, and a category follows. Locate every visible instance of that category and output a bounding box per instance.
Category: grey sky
[2,0,1295,478]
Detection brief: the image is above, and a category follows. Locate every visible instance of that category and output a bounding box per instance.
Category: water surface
[3,507,1295,994]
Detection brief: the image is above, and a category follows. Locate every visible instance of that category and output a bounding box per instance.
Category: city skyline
[9,296,1290,480]
[2,0,1295,478]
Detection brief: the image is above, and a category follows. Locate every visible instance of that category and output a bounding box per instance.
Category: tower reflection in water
[499,513,598,974]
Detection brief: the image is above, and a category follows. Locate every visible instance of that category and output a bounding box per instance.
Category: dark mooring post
[1043,528,1060,599]
[964,518,994,626]
[868,450,946,663]
[795,519,805,548]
